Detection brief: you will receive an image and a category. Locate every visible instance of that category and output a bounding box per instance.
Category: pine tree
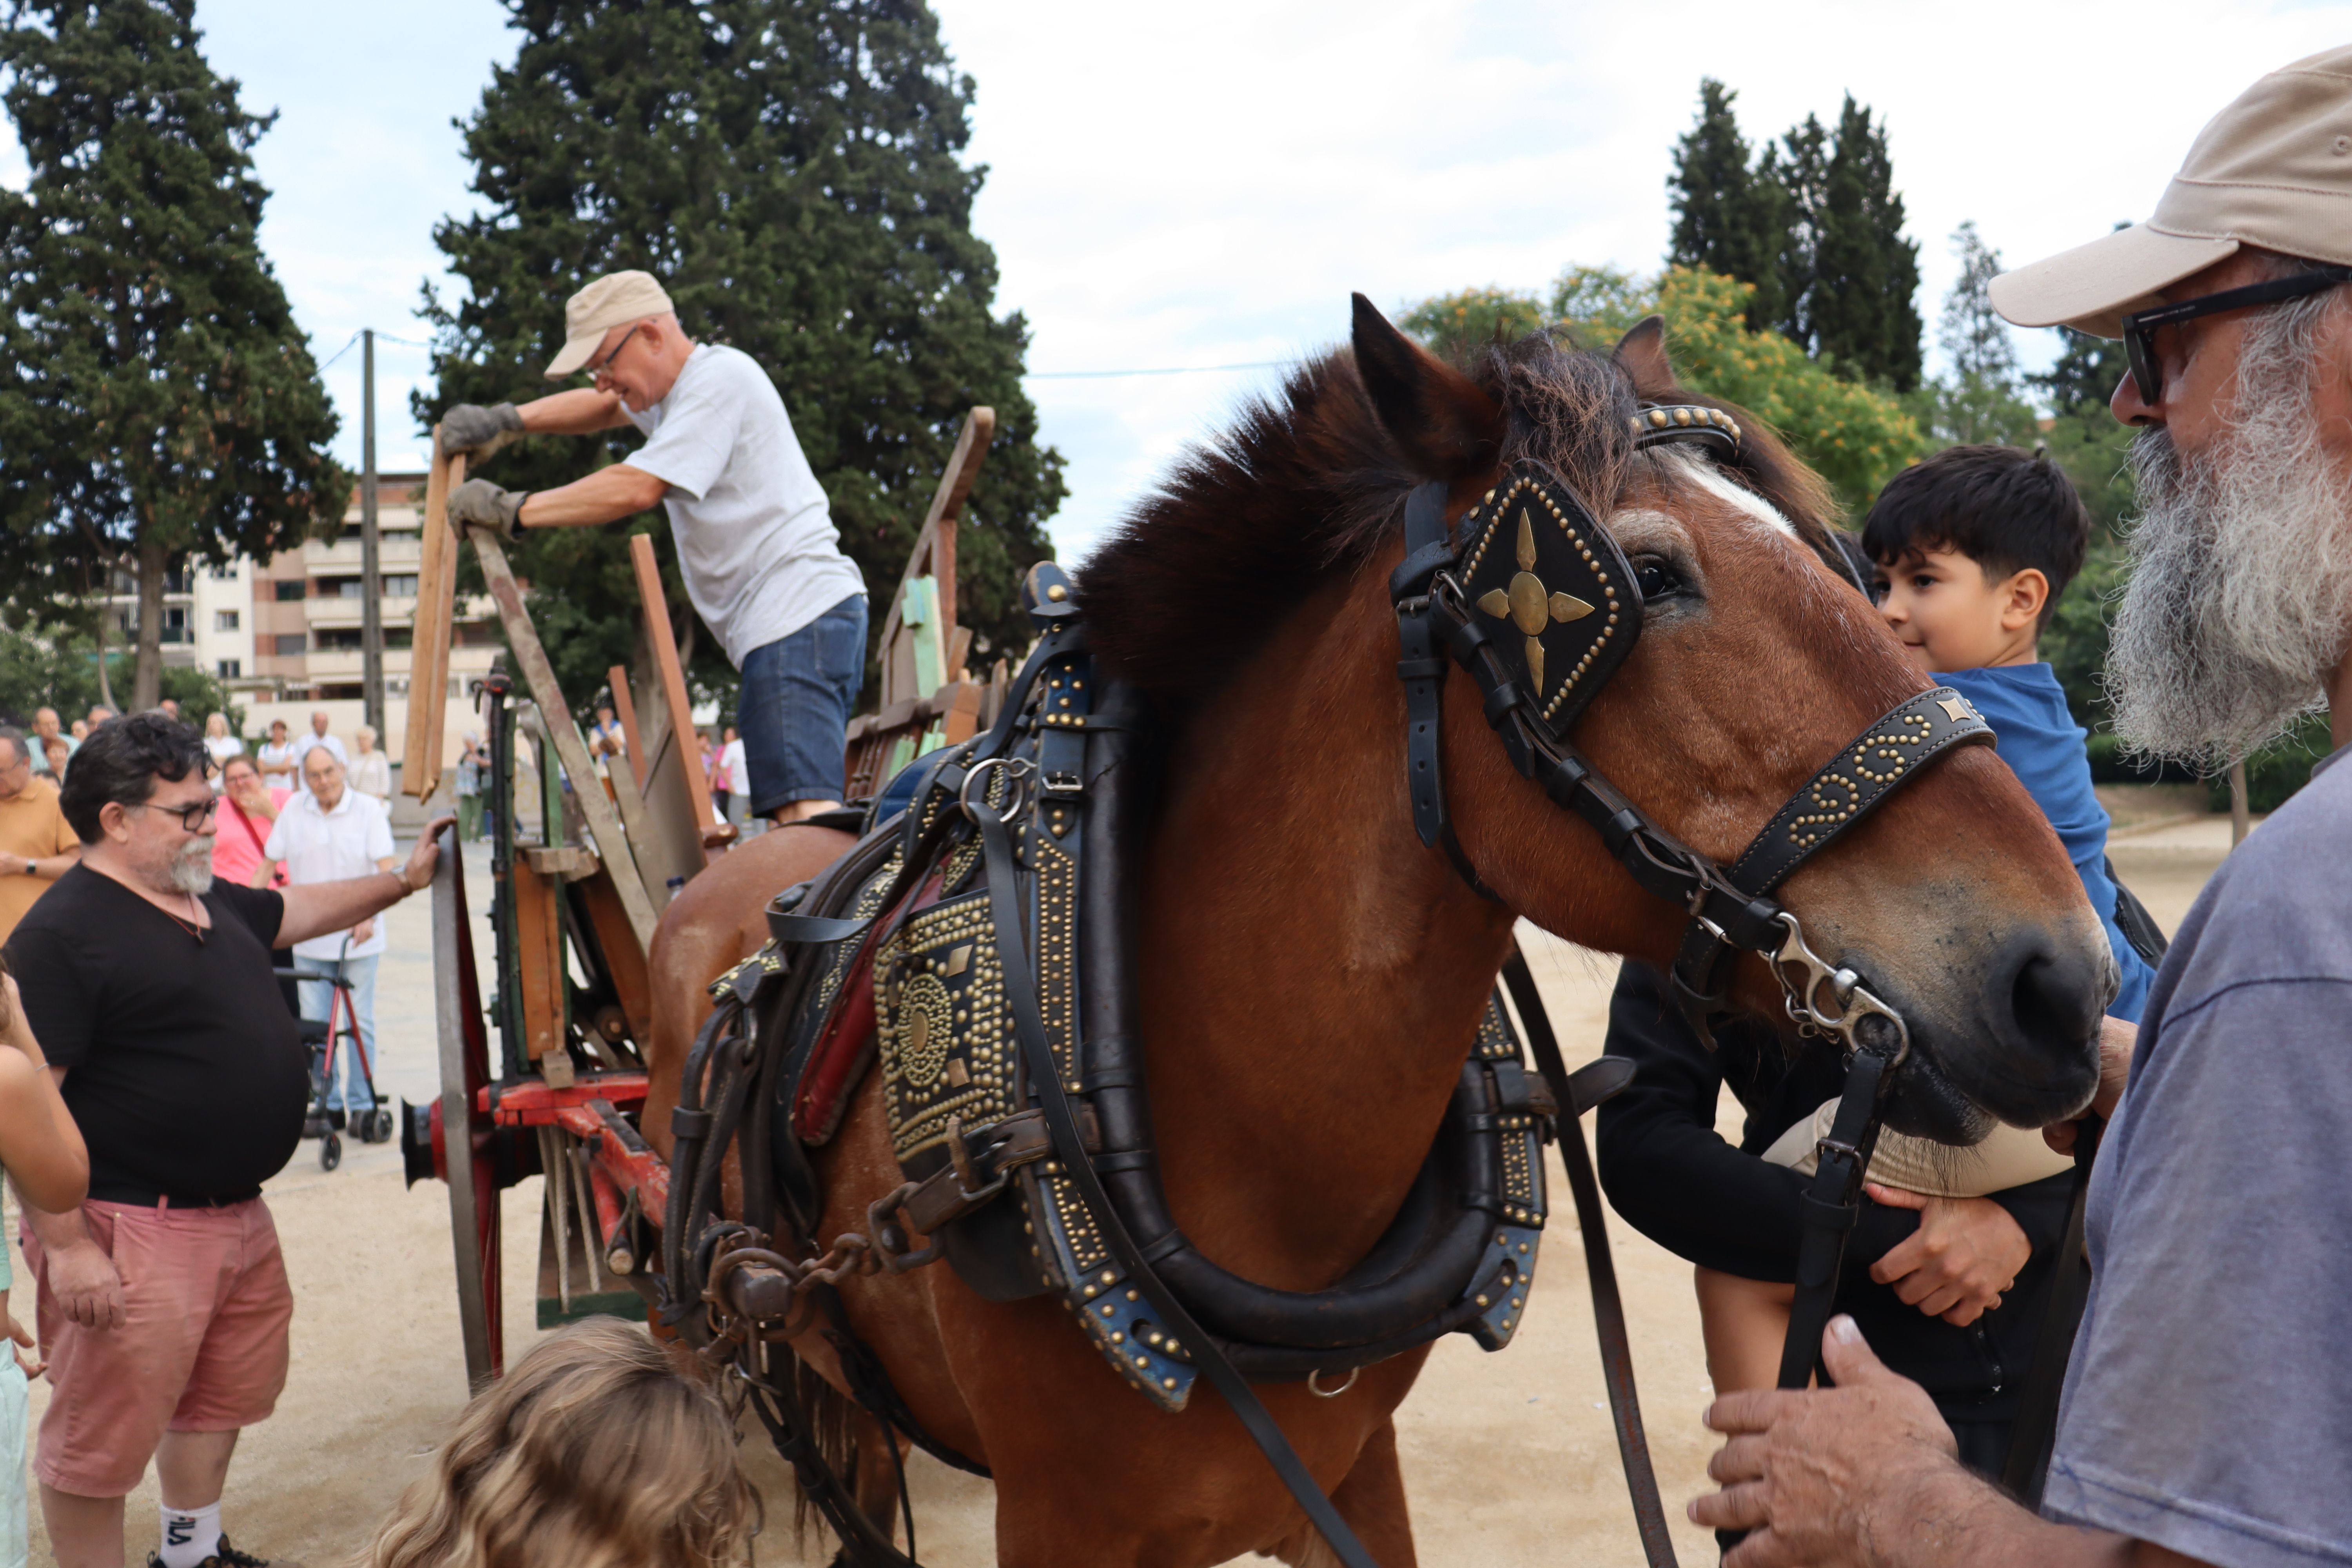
[1808,96,1922,391]
[1665,81,1784,334]
[421,0,1065,705]
[1924,222,2034,445]
[1760,118,1827,350]
[0,0,346,710]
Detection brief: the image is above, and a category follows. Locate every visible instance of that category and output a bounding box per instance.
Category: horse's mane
[1078,328,1841,706]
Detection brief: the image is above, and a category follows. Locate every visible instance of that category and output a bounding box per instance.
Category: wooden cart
[400,410,1004,1386]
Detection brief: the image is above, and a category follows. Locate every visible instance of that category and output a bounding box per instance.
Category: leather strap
[1669,687,1995,1034]
[1502,951,1677,1568]
[973,803,1385,1568]
[1393,481,1495,900]
[1776,1046,1893,1390]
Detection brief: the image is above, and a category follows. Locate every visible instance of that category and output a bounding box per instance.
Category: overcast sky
[5,2,2350,560]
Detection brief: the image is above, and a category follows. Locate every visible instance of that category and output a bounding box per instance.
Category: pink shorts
[23,1198,292,1498]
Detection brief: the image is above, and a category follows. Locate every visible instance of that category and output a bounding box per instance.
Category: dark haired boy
[1864,443,2156,1024]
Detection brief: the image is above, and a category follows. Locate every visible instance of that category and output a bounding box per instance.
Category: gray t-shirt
[626,343,864,666]
[2045,744,2352,1567]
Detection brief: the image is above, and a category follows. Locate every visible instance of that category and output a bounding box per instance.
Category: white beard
[2107,310,2352,763]
[162,833,217,896]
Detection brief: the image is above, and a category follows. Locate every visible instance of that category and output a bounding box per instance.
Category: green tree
[1917,221,2037,446]
[1665,80,1786,334]
[1760,115,1827,350]
[1807,96,1922,391]
[1397,286,1547,366]
[419,0,1065,706]
[1411,266,1924,515]
[0,0,347,712]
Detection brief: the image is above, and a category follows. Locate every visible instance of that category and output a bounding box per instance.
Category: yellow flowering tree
[1408,266,1926,515]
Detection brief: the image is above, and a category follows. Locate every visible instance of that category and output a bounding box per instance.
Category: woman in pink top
[211,755,290,889]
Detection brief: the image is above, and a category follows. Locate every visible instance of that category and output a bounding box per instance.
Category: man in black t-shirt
[2,715,451,1568]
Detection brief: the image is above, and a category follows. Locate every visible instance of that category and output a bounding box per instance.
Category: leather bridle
[1389,426,1993,1072]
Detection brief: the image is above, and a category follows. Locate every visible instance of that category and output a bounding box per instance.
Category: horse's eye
[1633,557,1681,601]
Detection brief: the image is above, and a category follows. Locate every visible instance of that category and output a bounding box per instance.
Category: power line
[1024,359,1289,380]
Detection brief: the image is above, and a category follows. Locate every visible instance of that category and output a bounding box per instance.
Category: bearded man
[0,715,452,1568]
[1691,46,2352,1568]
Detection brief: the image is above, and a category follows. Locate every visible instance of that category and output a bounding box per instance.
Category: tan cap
[1991,45,2352,338]
[544,270,674,379]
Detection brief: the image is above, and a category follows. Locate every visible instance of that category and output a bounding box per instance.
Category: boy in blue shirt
[1864,443,2157,1025]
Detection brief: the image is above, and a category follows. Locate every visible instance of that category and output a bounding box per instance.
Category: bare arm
[0,976,88,1212]
[1695,1319,2214,1568]
[0,846,79,879]
[20,1084,122,1332]
[273,818,452,948]
[515,387,637,436]
[515,463,669,529]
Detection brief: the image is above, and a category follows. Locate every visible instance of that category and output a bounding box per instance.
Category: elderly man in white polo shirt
[439,270,867,826]
[258,747,396,1125]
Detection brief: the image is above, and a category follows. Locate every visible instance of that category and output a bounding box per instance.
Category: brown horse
[642,305,2111,1565]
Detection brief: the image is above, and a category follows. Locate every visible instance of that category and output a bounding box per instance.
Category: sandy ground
[15,817,2236,1567]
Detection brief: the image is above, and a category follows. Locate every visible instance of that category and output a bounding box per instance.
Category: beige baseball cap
[544,270,674,379]
[1990,45,2352,338]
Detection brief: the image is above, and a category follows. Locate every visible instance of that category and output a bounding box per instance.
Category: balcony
[305,535,424,572]
[306,596,420,630]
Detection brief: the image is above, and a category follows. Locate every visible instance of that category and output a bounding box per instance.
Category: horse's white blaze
[1662,446,1800,540]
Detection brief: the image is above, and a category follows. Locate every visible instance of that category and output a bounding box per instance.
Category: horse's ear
[1611,315,1679,400]
[1350,293,1502,483]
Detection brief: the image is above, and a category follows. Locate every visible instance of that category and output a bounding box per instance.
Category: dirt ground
[15,814,2234,1566]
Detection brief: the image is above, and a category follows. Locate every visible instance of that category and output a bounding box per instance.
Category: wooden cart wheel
[431,832,503,1387]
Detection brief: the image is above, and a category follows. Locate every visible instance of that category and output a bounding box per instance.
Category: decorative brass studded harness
[662,409,1996,1568]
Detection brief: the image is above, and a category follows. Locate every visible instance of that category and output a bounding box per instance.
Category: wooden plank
[873,408,993,702]
[577,868,654,1049]
[906,576,944,695]
[512,856,567,1064]
[470,527,661,955]
[606,663,647,789]
[431,839,499,1387]
[522,844,599,882]
[628,534,722,862]
[603,739,680,909]
[403,434,466,799]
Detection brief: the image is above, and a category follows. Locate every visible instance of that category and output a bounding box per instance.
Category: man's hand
[448,479,528,541]
[0,852,24,877]
[404,817,455,893]
[225,769,276,820]
[2049,1014,2137,1156]
[351,918,375,946]
[1863,1186,2029,1325]
[45,1239,125,1332]
[439,402,525,457]
[1694,1316,1965,1566]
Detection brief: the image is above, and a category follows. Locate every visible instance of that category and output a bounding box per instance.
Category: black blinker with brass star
[1453,466,1644,744]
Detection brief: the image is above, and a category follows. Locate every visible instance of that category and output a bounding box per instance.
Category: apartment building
[238,473,502,757]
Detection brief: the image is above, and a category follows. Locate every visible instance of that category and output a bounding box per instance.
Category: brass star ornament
[1477,509,1595,696]
[1450,465,1642,744]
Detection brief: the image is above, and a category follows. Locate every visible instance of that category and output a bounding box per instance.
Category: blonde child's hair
[366,1318,759,1568]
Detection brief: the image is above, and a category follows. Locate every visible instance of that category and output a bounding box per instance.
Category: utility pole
[361,328,384,734]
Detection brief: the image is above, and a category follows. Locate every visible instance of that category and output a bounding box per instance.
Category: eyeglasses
[2122,267,2352,407]
[586,323,641,381]
[130,796,221,833]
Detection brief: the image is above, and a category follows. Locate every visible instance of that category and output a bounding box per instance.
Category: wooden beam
[628,534,721,861]
[874,407,993,690]
[606,663,648,789]
[470,527,660,955]
[403,434,466,799]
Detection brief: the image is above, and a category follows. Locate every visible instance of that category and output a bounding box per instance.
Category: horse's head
[1348,301,2109,1141]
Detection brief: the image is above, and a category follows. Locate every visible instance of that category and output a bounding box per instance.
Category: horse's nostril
[1976,931,2105,1119]
[2009,954,2077,1060]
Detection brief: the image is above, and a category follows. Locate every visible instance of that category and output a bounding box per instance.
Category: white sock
[158,1498,221,1568]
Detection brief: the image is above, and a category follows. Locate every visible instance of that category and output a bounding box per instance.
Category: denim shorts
[739,593,866,815]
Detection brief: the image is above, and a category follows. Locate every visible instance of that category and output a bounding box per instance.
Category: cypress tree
[1665,80,1783,334]
[1808,96,1921,391]
[421,0,1065,704]
[1761,117,1828,351]
[0,0,346,710]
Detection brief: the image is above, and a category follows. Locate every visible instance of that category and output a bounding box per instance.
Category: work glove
[439,402,525,457]
[448,478,528,542]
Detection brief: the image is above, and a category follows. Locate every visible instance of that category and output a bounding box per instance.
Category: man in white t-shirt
[439,270,866,826]
[259,747,397,1122]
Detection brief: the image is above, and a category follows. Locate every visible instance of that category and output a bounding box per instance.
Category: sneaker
[144,1535,272,1568]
